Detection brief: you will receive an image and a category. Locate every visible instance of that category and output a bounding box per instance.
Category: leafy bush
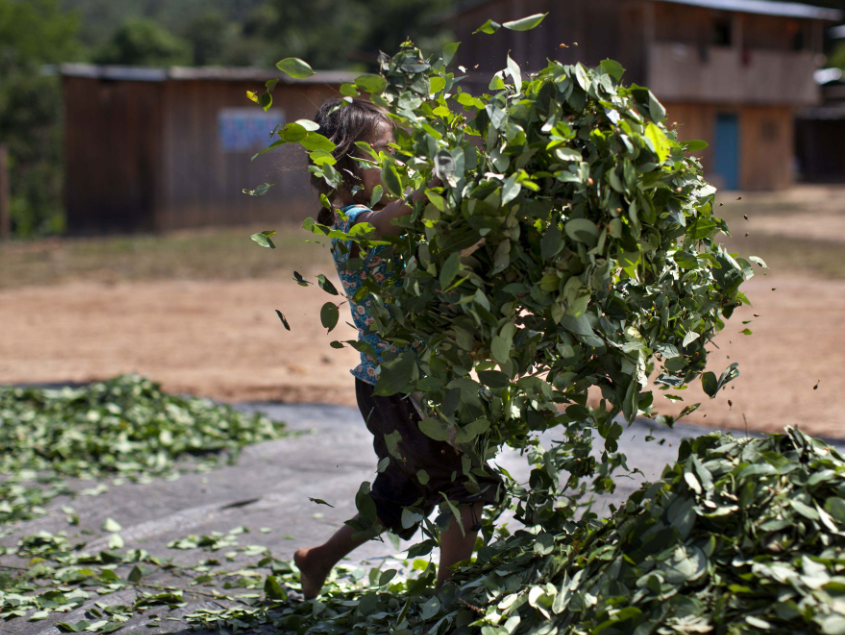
[0,0,82,236]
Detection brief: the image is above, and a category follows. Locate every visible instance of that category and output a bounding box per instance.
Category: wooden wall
[645,2,820,106]
[651,2,821,53]
[666,102,794,191]
[157,81,338,231]
[63,76,340,234]
[740,105,794,191]
[63,77,163,234]
[648,42,820,106]
[450,0,648,86]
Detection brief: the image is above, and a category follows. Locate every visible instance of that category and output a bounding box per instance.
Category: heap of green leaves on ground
[0,518,319,632]
[0,375,441,633]
[183,427,845,635]
[0,374,288,526]
[0,374,296,631]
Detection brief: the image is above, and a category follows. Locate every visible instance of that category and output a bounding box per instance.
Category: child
[293,98,503,599]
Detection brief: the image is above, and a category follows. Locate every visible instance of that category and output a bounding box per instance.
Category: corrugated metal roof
[815,67,844,84]
[60,64,167,81]
[654,0,842,20]
[438,0,842,22]
[797,104,845,119]
[59,63,357,84]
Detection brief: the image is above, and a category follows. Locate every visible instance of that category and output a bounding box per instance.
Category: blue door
[714,113,740,191]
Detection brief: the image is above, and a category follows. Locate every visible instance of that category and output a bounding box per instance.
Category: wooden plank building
[444,0,842,191]
[795,40,845,182]
[61,65,354,234]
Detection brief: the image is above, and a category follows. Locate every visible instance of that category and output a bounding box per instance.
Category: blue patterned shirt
[332,205,401,385]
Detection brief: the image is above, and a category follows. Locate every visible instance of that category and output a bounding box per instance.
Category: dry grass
[0,224,334,290]
[2,184,844,289]
[714,184,845,280]
[721,232,845,280]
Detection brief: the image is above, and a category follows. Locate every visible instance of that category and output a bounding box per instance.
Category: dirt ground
[0,276,363,407]
[0,270,842,439]
[1,184,844,438]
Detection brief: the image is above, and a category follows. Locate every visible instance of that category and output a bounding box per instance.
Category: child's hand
[358,178,444,238]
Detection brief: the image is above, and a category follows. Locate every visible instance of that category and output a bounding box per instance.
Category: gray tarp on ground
[3,402,837,634]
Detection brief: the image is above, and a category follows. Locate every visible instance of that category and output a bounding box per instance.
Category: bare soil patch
[0,277,361,407]
[1,272,843,439]
[717,184,845,279]
[2,185,844,438]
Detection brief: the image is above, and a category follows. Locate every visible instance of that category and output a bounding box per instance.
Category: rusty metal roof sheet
[439,0,842,22]
[654,0,842,20]
[59,64,357,84]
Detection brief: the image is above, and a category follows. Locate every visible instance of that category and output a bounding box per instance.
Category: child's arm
[355,180,439,238]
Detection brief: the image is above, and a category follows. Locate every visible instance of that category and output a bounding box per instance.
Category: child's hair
[311,98,394,226]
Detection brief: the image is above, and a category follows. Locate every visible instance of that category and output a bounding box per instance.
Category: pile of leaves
[0,375,295,632]
[0,374,289,525]
[455,426,845,634]
[1,518,441,633]
[0,374,287,478]
[1,536,181,630]
[180,427,845,635]
[0,526,282,632]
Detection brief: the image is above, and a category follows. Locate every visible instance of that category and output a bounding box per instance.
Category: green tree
[0,0,83,236]
[62,0,267,61]
[60,0,462,70]
[828,40,845,70]
[94,17,189,66]
[181,10,228,66]
[261,0,456,70]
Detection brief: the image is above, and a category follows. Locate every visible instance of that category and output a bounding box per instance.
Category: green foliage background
[0,0,459,237]
[0,0,82,236]
[1,0,843,236]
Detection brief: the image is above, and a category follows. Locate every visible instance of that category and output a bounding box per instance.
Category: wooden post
[0,145,9,240]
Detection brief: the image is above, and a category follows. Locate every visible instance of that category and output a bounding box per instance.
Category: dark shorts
[356,378,503,540]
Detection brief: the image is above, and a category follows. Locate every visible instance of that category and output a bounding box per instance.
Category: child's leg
[435,502,483,589]
[294,514,385,599]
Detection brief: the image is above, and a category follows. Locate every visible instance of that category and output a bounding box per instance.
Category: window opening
[712,17,732,47]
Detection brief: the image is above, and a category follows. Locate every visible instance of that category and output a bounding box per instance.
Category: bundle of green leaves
[178,427,845,634]
[257,22,757,537]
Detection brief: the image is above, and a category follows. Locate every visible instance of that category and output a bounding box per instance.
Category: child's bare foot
[294,547,331,599]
